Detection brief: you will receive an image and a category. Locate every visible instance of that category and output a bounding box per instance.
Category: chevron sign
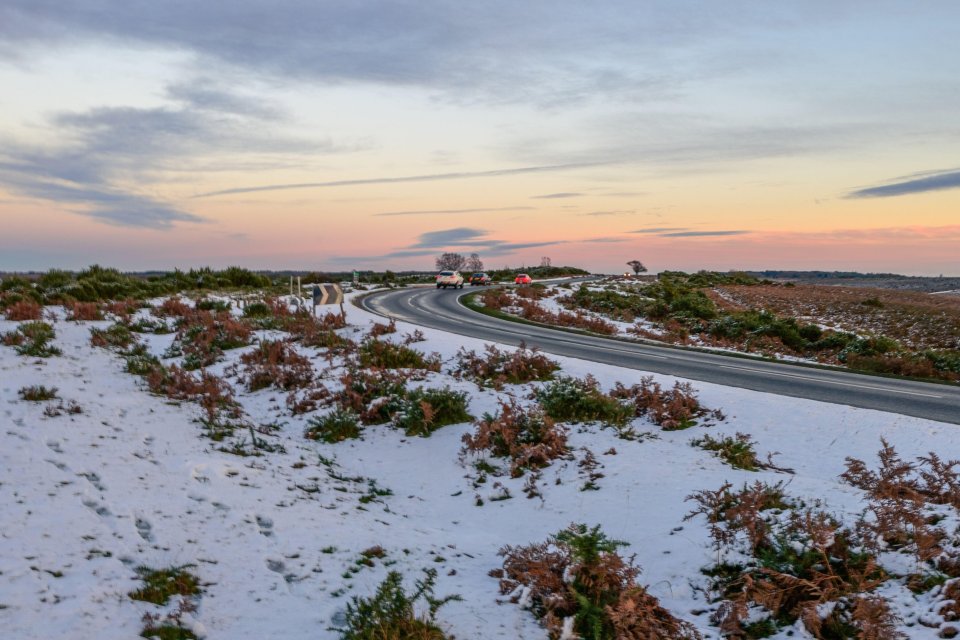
[312,283,343,305]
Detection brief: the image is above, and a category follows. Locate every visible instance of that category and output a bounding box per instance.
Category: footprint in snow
[46,440,64,454]
[79,472,106,492]
[135,518,154,542]
[256,515,274,537]
[45,459,69,472]
[82,498,111,518]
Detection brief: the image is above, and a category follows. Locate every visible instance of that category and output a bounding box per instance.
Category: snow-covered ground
[1,293,958,638]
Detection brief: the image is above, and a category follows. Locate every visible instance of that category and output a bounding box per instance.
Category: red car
[514,273,532,284]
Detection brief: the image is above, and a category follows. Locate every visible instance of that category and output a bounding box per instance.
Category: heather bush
[393,387,472,437]
[2,321,61,357]
[368,318,397,337]
[610,376,717,430]
[462,400,568,477]
[358,339,440,371]
[534,375,633,427]
[89,322,137,350]
[452,343,559,389]
[147,364,241,423]
[337,569,459,640]
[239,339,314,392]
[496,523,701,640]
[305,408,362,443]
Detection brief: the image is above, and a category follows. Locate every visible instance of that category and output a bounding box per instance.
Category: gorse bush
[393,387,472,437]
[534,375,633,427]
[305,408,362,443]
[2,321,61,357]
[337,569,459,640]
[462,400,568,477]
[452,343,558,389]
[496,524,701,640]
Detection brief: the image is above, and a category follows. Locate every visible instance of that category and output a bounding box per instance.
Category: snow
[1,293,957,638]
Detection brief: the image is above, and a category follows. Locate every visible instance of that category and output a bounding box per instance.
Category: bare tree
[436,252,467,271]
[465,253,484,272]
[626,260,647,276]
[540,256,552,268]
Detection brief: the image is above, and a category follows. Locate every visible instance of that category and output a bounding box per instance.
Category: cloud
[581,210,635,217]
[629,227,688,234]
[0,80,341,228]
[531,192,583,199]
[195,163,603,198]
[410,228,487,248]
[846,169,960,199]
[660,230,749,237]
[374,206,535,217]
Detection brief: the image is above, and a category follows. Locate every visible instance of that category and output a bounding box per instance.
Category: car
[514,273,532,285]
[469,272,491,286]
[436,270,464,289]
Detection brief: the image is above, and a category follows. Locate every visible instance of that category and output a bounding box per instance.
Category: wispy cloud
[410,228,487,248]
[581,210,635,217]
[846,168,960,199]
[531,192,583,199]
[379,227,568,259]
[195,163,603,198]
[374,206,535,217]
[629,227,687,234]
[660,230,749,237]
[0,79,340,228]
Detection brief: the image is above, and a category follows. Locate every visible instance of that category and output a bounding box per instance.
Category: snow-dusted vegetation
[2,287,960,639]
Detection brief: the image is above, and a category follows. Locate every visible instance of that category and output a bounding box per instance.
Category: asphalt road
[361,286,960,425]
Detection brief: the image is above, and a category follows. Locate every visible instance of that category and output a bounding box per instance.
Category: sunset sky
[1,2,958,275]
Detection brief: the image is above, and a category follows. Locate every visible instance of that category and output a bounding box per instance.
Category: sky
[1,1,959,275]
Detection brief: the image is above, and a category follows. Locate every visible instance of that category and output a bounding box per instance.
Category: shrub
[155,297,193,318]
[147,365,240,423]
[124,344,163,377]
[452,343,558,389]
[89,323,137,350]
[394,387,472,437]
[18,385,58,401]
[691,433,767,471]
[129,565,202,605]
[369,319,397,337]
[497,524,700,640]
[2,321,61,357]
[610,377,716,430]
[358,339,440,371]
[462,400,568,477]
[65,301,103,321]
[4,299,43,321]
[336,369,409,425]
[239,339,314,392]
[305,409,362,443]
[534,375,633,427]
[337,569,459,640]
[195,297,231,312]
[167,309,252,369]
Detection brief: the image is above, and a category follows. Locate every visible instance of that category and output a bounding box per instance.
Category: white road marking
[716,363,943,398]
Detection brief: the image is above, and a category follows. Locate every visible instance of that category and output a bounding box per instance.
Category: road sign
[312,283,343,305]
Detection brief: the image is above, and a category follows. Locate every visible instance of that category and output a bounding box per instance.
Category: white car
[436,270,464,289]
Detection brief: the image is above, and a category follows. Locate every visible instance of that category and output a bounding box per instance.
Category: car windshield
[439,271,454,276]
[472,273,484,277]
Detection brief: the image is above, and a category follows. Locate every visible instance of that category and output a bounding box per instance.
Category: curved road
[361,286,960,425]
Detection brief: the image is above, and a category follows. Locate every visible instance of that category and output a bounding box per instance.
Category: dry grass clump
[155,297,193,318]
[18,385,59,401]
[89,322,137,350]
[495,523,701,640]
[64,301,103,321]
[239,339,314,392]
[4,299,43,321]
[690,433,790,473]
[610,376,721,430]
[2,321,61,357]
[103,298,142,322]
[479,288,513,310]
[368,318,397,337]
[515,299,618,335]
[452,343,559,389]
[462,400,568,477]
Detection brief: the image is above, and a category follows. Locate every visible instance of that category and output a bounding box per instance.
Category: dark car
[470,272,492,286]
